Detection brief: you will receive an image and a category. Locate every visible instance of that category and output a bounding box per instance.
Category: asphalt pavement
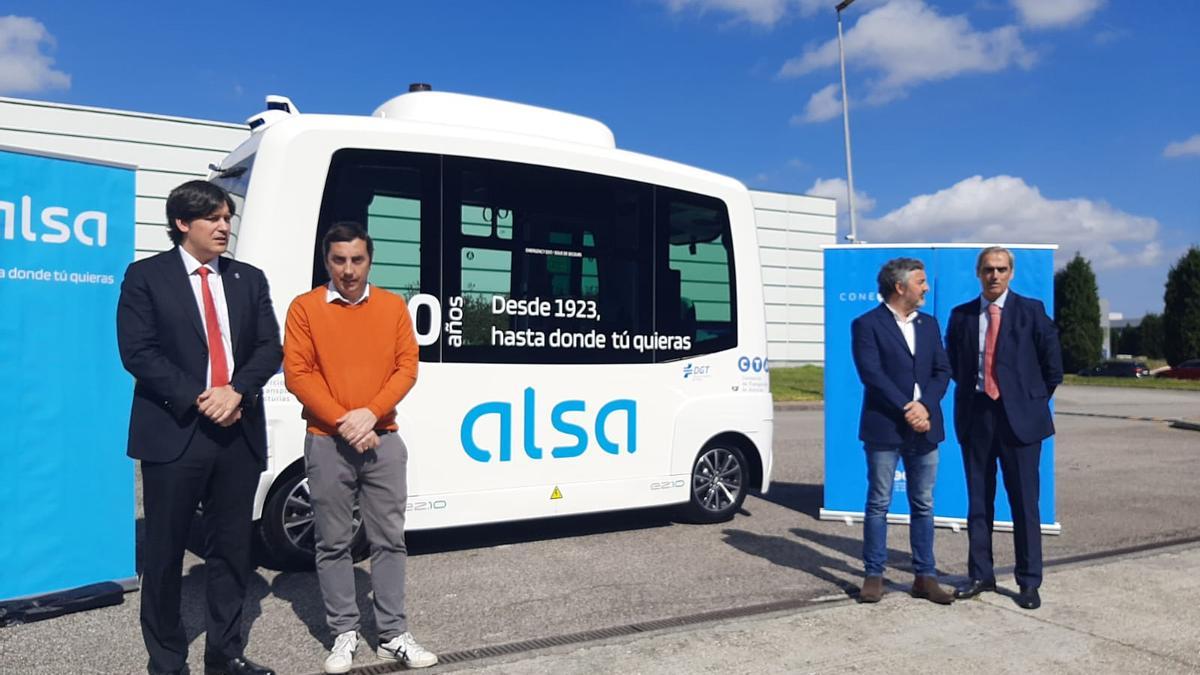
[1054,384,1200,423]
[0,384,1197,674]
[438,542,1200,674]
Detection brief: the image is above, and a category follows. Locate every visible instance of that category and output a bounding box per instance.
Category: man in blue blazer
[945,246,1063,610]
[850,258,953,605]
[117,181,281,675]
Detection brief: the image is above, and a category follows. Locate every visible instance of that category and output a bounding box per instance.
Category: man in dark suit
[117,181,281,675]
[946,246,1063,610]
[850,257,954,605]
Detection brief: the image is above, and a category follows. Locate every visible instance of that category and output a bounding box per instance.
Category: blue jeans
[863,445,939,576]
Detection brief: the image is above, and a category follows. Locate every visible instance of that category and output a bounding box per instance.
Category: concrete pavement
[437,543,1200,674]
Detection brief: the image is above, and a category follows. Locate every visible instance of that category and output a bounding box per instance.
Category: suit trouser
[305,432,409,640]
[961,393,1043,589]
[140,421,259,674]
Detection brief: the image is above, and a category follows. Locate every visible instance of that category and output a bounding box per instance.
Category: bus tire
[681,442,748,523]
[255,471,369,571]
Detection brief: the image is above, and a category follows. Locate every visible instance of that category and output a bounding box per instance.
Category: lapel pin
[234,272,240,279]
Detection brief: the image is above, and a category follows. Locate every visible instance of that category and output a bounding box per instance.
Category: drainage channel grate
[320,596,824,674]
[1042,534,1200,569]
[319,535,1200,674]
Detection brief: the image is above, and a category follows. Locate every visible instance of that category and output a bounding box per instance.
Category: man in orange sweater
[283,222,436,674]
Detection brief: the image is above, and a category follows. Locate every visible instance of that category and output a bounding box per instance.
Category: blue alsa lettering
[461,387,637,462]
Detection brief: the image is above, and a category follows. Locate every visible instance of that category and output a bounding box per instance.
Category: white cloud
[781,0,1034,114]
[791,83,842,124]
[660,0,831,26]
[1092,28,1124,45]
[807,177,876,231]
[1012,0,1104,29]
[0,16,70,95]
[862,175,1162,270]
[1164,134,1200,159]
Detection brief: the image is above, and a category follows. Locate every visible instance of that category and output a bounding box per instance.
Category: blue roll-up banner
[0,147,137,602]
[822,244,1060,534]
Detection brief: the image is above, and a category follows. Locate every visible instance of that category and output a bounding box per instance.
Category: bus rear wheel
[682,442,747,523]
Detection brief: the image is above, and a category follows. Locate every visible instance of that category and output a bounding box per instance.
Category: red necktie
[983,303,1001,400]
[197,267,230,387]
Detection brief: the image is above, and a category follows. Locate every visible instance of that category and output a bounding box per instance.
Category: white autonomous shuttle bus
[211,87,774,568]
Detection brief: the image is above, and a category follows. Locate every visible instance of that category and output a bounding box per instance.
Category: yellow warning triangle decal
[550,486,563,500]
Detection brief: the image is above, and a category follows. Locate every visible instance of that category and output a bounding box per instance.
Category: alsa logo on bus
[461,387,637,462]
[1,196,108,246]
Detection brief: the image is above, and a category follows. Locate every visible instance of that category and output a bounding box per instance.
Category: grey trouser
[305,431,409,640]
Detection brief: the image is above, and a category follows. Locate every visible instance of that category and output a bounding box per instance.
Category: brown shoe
[911,575,954,605]
[859,575,884,603]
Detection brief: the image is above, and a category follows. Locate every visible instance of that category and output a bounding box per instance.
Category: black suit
[945,290,1062,589]
[117,249,281,673]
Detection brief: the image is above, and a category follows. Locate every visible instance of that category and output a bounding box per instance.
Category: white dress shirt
[885,303,921,401]
[179,247,235,387]
[976,289,1009,392]
[326,282,372,305]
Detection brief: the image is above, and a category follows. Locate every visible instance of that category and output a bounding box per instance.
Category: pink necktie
[197,267,230,387]
[983,303,1001,400]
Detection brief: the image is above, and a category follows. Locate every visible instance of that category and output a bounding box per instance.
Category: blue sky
[2,0,1196,318]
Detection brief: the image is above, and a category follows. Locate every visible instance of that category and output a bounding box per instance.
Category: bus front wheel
[255,471,369,571]
[682,442,748,523]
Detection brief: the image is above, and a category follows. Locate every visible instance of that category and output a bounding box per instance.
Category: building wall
[0,96,247,260]
[1,96,835,364]
[751,190,837,365]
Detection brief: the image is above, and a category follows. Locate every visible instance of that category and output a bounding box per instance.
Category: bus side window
[657,191,737,360]
[442,156,653,365]
[314,149,441,361]
[367,194,421,296]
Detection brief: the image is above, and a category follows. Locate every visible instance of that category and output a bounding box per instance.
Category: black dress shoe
[203,657,275,675]
[954,578,997,599]
[1016,586,1041,610]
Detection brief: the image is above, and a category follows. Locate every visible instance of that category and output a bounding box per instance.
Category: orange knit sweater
[283,285,419,435]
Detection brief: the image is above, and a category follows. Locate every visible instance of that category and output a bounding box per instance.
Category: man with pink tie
[945,246,1063,610]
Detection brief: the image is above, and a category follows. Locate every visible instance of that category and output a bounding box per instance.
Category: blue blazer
[851,303,951,448]
[116,249,282,464]
[945,291,1064,446]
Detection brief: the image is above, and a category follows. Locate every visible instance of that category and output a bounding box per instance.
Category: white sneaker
[378,631,438,668]
[324,630,359,674]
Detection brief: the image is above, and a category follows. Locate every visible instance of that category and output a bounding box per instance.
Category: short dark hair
[322,221,373,259]
[165,180,234,246]
[876,257,925,300]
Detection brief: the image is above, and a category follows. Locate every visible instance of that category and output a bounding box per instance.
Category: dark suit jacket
[117,249,282,464]
[851,303,951,448]
[945,291,1064,446]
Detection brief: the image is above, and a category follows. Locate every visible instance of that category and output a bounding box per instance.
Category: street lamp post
[836,0,859,243]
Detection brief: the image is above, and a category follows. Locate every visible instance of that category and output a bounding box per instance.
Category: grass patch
[1062,374,1200,391]
[769,368,1200,401]
[771,365,824,401]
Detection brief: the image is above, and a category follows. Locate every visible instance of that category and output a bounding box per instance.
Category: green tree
[1163,246,1200,365]
[1114,325,1138,356]
[1138,313,1165,359]
[1110,326,1128,355]
[1054,252,1103,372]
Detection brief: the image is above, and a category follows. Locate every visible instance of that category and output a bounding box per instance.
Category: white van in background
[211,86,773,568]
